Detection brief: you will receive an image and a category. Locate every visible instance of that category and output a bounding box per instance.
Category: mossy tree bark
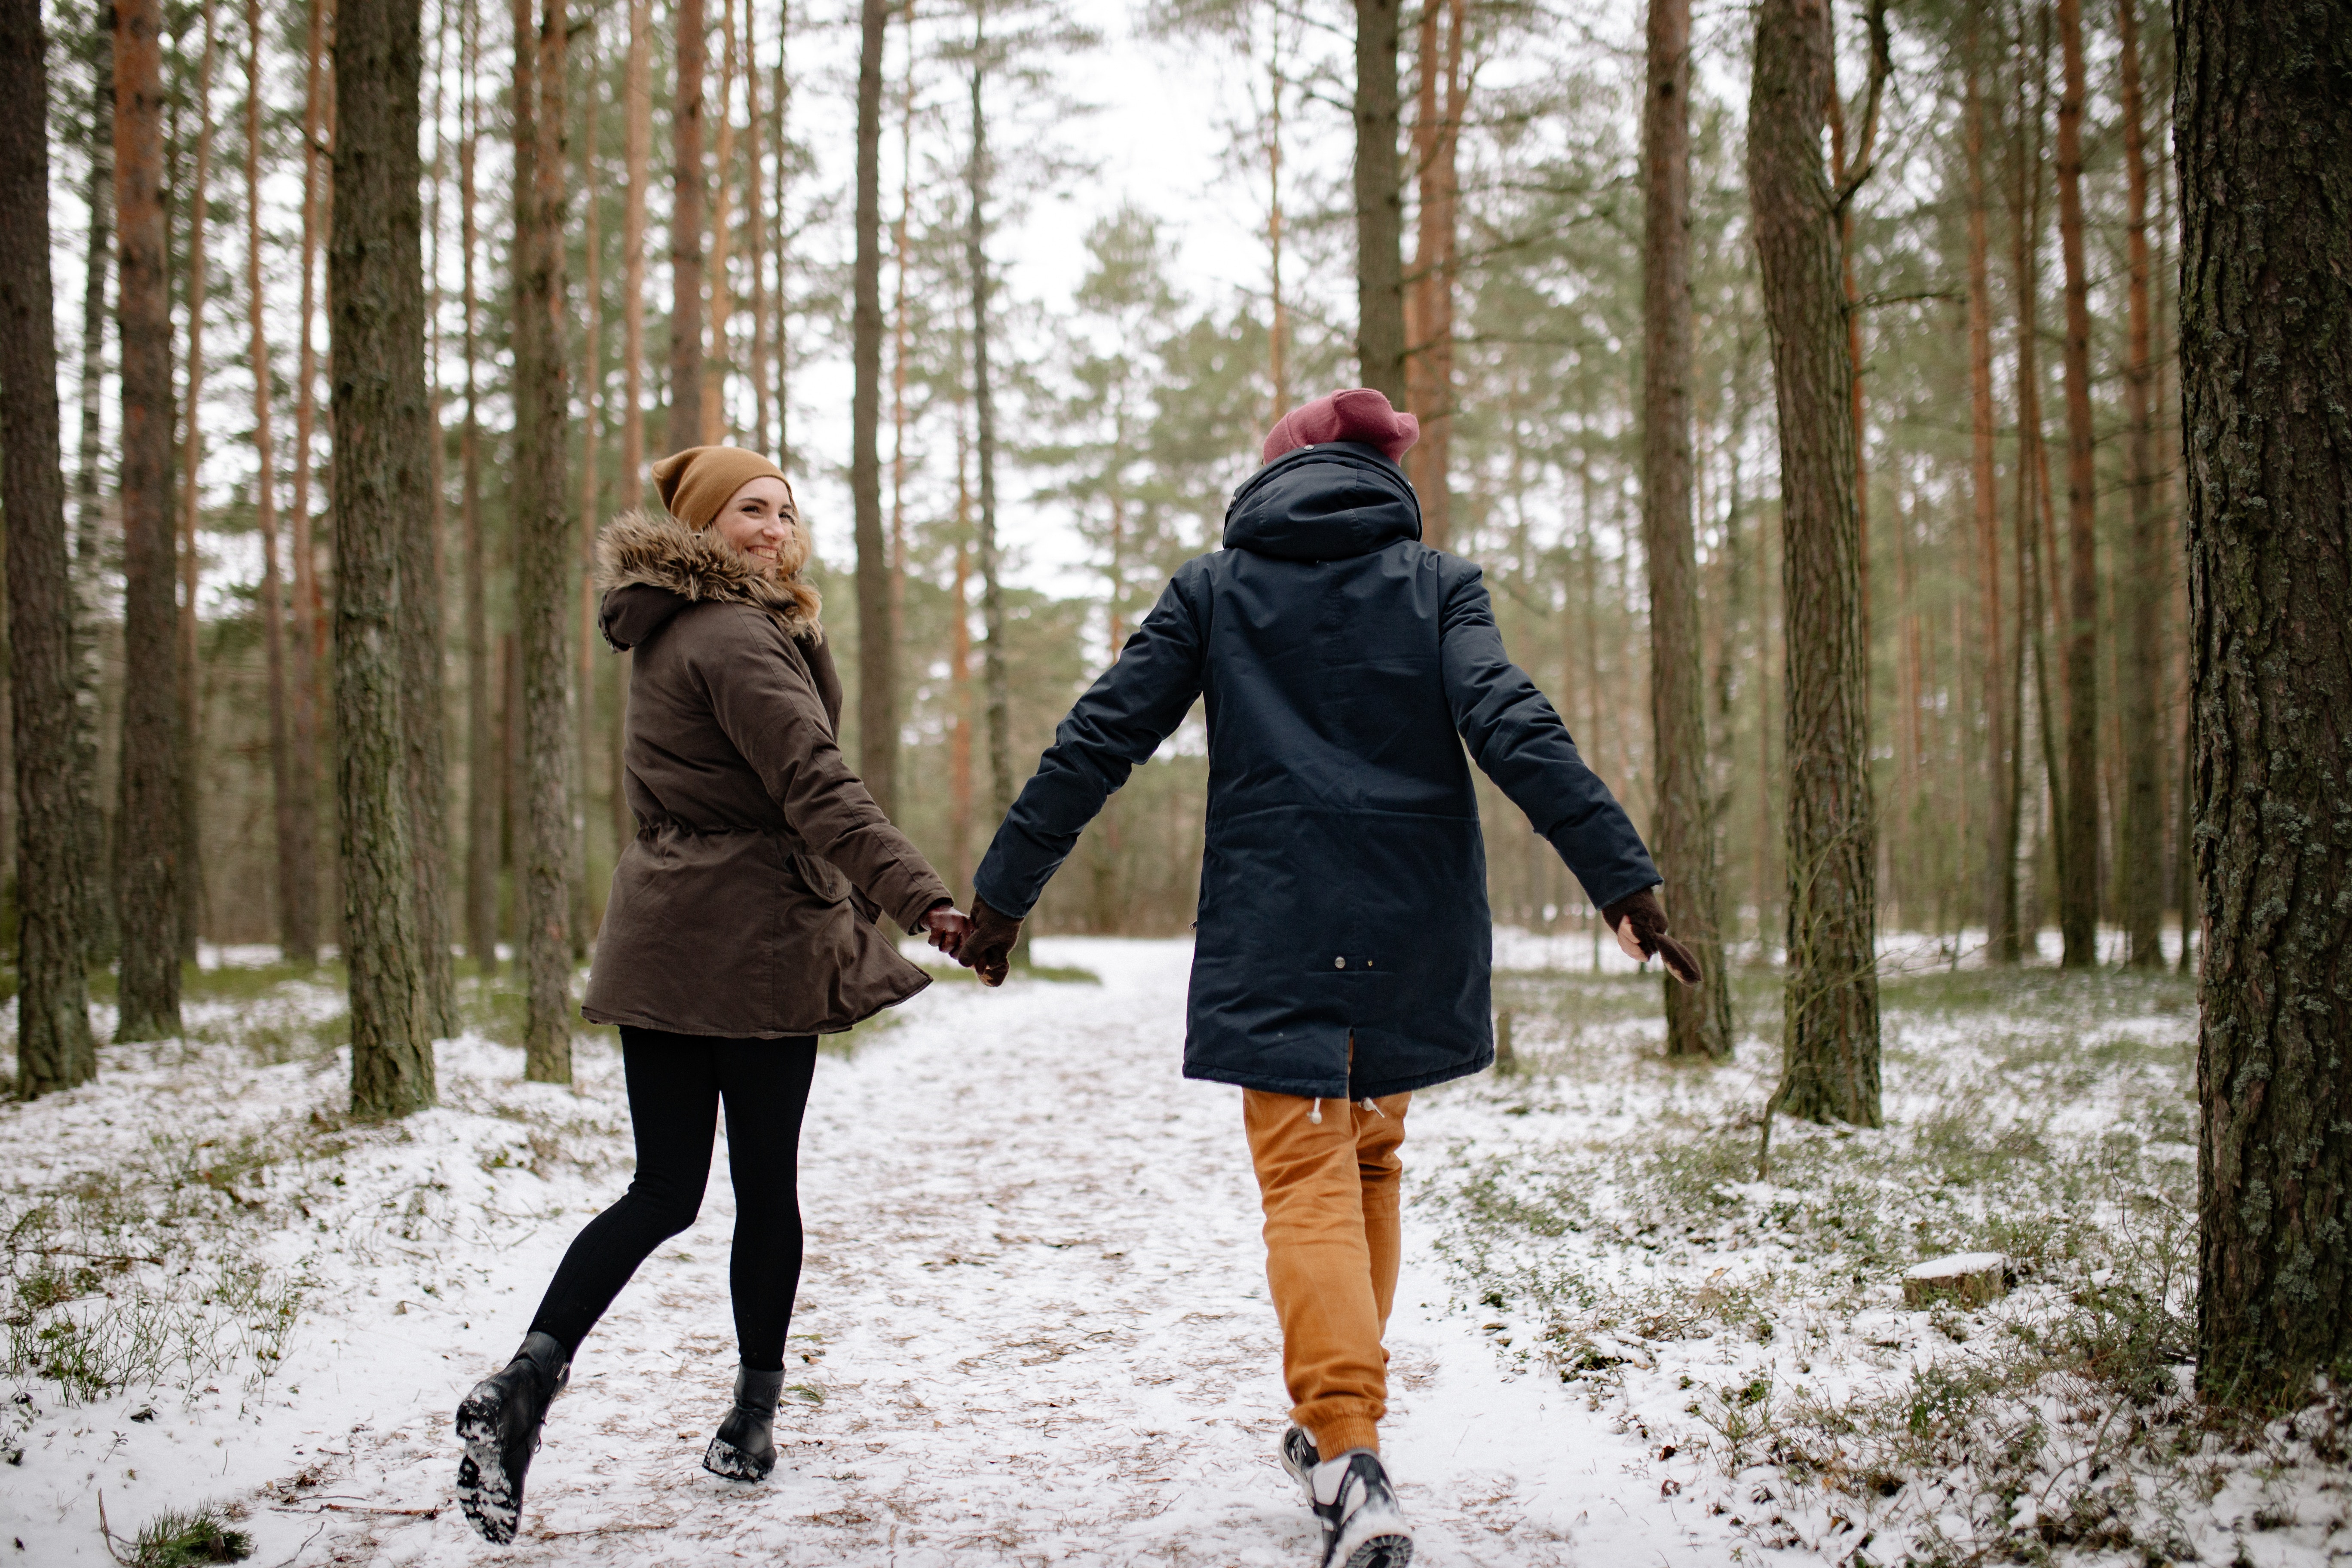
[512,0,574,1083]
[1748,0,1879,1126]
[0,0,98,1098]
[70,1,115,970]
[2178,0,2352,1401]
[1639,0,1728,1058]
[331,0,436,1118]
[111,0,183,1042]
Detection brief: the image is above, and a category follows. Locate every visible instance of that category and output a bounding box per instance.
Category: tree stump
[1901,1252,2008,1308]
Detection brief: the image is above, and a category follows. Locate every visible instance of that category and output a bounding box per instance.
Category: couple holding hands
[452,389,1698,1568]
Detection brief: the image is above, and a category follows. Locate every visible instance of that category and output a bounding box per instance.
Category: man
[961,388,1697,1568]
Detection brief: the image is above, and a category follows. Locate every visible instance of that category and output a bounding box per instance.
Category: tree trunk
[967,8,1011,824]
[285,0,329,967]
[574,25,602,950]
[512,0,573,1082]
[745,0,769,455]
[398,7,457,1034]
[113,0,182,1041]
[1403,0,1461,550]
[666,0,704,456]
[2009,0,2058,949]
[2114,0,2164,969]
[701,0,735,440]
[852,0,895,815]
[460,0,496,971]
[1639,0,1729,1058]
[1749,0,1879,1126]
[1350,0,1404,404]
[245,0,300,974]
[2180,0,2352,1400]
[622,0,649,493]
[331,0,435,1118]
[1965,18,2017,964]
[72,1,114,968]
[1,0,98,1097]
[2052,0,2099,967]
[177,0,219,962]
[769,0,790,470]
[616,0,649,857]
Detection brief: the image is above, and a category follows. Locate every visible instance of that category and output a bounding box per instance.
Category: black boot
[455,1331,570,1543]
[702,1366,786,1481]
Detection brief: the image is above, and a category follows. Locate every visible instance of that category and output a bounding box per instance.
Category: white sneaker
[1280,1424,1321,1500]
[1309,1449,1414,1568]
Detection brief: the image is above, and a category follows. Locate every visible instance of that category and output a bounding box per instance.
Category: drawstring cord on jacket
[1307,1096,1385,1125]
[1309,1098,1322,1125]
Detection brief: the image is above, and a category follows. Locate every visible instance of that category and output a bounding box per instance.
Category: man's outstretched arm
[966,573,1208,981]
[1439,563,1699,983]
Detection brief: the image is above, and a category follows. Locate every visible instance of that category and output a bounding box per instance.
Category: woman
[455,445,970,1544]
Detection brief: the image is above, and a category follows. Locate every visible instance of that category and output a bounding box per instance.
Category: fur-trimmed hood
[595,508,823,651]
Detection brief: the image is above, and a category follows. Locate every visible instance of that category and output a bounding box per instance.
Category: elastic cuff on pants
[1305,1416,1380,1458]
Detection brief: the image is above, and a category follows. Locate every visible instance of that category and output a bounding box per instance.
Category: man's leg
[1244,1091,1408,1458]
[1359,1093,1411,1338]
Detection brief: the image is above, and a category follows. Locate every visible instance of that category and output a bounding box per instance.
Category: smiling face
[710,475,799,570]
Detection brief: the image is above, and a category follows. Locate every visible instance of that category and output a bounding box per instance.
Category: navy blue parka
[973,442,1660,1099]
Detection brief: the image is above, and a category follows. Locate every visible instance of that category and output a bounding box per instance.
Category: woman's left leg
[700,1035,818,1481]
[714,1036,819,1368]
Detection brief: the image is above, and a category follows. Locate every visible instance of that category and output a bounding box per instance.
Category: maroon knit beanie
[1261,387,1421,466]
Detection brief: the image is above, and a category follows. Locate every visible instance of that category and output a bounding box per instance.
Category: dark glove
[963,895,1024,988]
[1602,886,1703,986]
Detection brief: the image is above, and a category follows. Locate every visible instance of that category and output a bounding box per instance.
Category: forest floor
[2,937,2346,1567]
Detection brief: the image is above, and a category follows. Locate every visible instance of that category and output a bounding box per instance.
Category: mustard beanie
[649,445,792,529]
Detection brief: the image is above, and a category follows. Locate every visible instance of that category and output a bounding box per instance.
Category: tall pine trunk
[460,0,497,971]
[113,0,183,1041]
[71,2,114,968]
[2179,0,2352,1400]
[852,0,894,814]
[1964,18,2017,963]
[1,0,98,1097]
[512,0,574,1082]
[701,0,735,440]
[2113,0,2164,968]
[573,27,602,949]
[245,0,303,974]
[332,0,435,1118]
[2052,0,2099,966]
[967,6,1010,824]
[176,0,219,962]
[1403,0,1461,550]
[285,0,328,966]
[1350,0,1404,404]
[666,0,704,455]
[1749,0,1879,1126]
[398,23,457,1035]
[1639,0,1729,1057]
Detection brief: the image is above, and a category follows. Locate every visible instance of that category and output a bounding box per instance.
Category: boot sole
[1339,1536,1413,1568]
[702,1435,775,1481]
[455,1386,521,1544]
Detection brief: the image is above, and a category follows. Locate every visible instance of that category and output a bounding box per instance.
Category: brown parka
[581,510,951,1038]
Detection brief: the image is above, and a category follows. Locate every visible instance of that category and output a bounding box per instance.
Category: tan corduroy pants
[1242,1086,1412,1458]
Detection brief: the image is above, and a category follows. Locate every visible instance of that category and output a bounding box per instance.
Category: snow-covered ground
[3,940,1749,1566]
[3,939,2343,1566]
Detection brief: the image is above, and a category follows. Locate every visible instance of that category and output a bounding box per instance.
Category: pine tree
[2052,0,2099,968]
[0,0,98,1097]
[1350,0,1403,402]
[1640,0,1729,1057]
[113,0,184,1041]
[332,0,436,1118]
[667,0,705,454]
[1750,0,1880,1127]
[852,0,895,814]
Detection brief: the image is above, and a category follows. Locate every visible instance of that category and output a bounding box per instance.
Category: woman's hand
[921,902,973,959]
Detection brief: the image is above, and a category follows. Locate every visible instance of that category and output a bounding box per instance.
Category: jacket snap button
[1334,956,1345,969]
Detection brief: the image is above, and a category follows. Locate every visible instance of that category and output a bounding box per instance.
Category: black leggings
[528,1028,818,1372]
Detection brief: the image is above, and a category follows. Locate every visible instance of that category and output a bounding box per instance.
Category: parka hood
[1221,441,1422,562]
[595,508,823,652]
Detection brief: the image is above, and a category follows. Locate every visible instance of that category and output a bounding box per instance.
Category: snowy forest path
[274,937,1708,1566]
